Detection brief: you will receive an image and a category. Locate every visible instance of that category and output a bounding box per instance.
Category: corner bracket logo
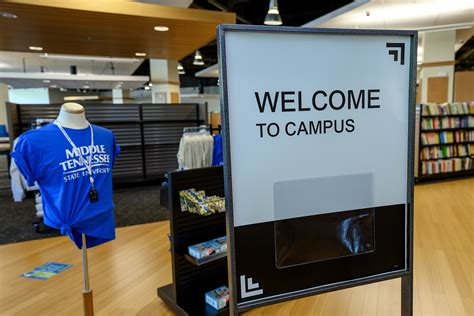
[386,42,405,65]
[240,275,263,298]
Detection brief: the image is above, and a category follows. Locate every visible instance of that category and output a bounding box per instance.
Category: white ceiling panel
[0,72,149,90]
[0,51,143,75]
[0,51,146,89]
[305,0,474,30]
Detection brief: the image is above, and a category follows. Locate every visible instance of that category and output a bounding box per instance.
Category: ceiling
[0,51,142,75]
[0,0,235,60]
[0,50,146,89]
[307,0,474,30]
[0,72,149,90]
[133,0,193,7]
[177,0,352,85]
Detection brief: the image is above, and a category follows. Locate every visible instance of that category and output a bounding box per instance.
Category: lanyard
[54,121,95,189]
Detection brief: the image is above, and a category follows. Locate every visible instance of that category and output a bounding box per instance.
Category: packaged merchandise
[209,236,227,254]
[179,188,225,215]
[188,241,219,259]
[205,286,230,310]
[188,236,227,259]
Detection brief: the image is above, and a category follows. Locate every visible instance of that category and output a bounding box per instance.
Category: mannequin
[56,102,89,129]
[56,102,94,316]
[12,101,120,316]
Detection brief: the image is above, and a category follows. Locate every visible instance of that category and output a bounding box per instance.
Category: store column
[112,89,130,104]
[419,30,456,103]
[149,59,180,104]
[0,83,8,133]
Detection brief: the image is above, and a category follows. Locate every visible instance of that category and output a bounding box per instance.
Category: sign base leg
[401,274,413,316]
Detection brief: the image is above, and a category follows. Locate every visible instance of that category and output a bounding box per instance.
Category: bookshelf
[417,102,474,182]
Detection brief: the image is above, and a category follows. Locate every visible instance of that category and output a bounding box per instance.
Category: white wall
[9,88,50,104]
[181,94,220,112]
[48,89,97,104]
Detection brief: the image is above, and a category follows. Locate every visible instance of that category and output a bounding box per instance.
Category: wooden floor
[0,179,472,315]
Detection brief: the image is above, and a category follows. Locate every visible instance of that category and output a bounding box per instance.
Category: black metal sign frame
[217,24,417,315]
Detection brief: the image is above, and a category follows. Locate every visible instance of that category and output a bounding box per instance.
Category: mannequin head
[56,102,89,129]
[62,102,85,114]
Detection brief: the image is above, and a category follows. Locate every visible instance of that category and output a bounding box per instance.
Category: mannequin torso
[56,102,89,129]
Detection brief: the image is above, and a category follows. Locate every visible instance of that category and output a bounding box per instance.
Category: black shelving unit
[158,166,229,316]
[421,141,472,147]
[421,113,472,117]
[417,104,473,182]
[422,127,473,132]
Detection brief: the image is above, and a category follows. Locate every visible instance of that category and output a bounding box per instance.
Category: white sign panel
[225,31,409,227]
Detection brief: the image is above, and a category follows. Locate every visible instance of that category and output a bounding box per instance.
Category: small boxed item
[188,241,218,259]
[205,286,229,310]
[209,236,227,253]
[188,236,227,259]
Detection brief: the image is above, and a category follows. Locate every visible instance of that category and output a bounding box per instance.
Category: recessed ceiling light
[193,50,204,66]
[144,86,151,90]
[135,52,147,57]
[0,12,17,19]
[50,84,57,88]
[83,85,90,89]
[43,79,50,83]
[154,26,169,32]
[29,46,43,51]
[264,0,282,26]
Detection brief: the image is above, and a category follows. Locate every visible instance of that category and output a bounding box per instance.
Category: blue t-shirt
[11,123,120,249]
[212,134,223,166]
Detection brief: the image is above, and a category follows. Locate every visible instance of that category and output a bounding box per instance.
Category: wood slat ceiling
[0,0,235,60]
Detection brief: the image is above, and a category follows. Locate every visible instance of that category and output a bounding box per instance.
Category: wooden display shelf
[184,252,227,266]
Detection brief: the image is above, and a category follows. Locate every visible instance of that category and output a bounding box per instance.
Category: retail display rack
[158,166,228,316]
[6,102,207,185]
[417,102,474,182]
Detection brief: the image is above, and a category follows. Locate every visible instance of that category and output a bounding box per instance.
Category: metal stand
[82,234,94,316]
[401,273,413,316]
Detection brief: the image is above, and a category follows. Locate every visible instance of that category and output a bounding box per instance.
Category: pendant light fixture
[264,0,282,26]
[177,62,185,75]
[193,50,204,66]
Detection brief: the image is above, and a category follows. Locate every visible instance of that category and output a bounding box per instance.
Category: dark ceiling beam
[207,0,252,24]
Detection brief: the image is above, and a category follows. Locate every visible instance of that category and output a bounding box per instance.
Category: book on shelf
[420,144,472,160]
[421,130,472,146]
[421,116,473,130]
[420,157,473,175]
[421,102,473,116]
